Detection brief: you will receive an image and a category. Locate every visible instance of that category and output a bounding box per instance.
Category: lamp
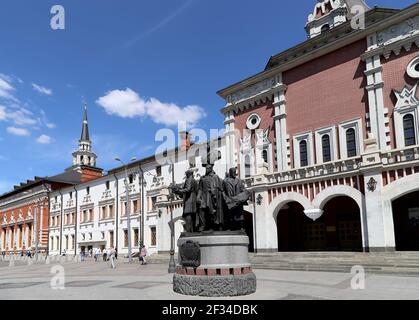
[367,177,377,192]
[256,194,263,205]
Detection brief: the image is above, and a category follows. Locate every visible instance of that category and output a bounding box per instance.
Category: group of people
[91,248,118,262]
[75,246,147,268]
[171,164,250,234]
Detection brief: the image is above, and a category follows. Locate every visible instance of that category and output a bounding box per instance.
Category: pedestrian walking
[94,248,100,262]
[80,249,85,262]
[109,247,116,269]
[102,248,107,262]
[140,245,148,265]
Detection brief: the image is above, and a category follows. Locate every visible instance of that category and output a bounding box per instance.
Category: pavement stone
[1,259,419,300]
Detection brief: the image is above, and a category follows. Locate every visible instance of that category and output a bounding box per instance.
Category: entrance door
[392,191,419,251]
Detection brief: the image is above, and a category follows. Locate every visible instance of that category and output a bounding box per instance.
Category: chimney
[179,131,191,152]
[80,166,103,183]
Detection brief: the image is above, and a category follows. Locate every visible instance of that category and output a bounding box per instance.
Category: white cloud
[6,108,37,126]
[0,76,17,101]
[32,83,53,96]
[36,134,53,144]
[40,110,56,129]
[96,88,206,127]
[146,98,206,126]
[0,105,6,120]
[96,88,147,118]
[7,126,30,137]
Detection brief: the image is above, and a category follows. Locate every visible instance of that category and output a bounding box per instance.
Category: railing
[244,157,362,188]
[243,145,419,188]
[381,145,419,165]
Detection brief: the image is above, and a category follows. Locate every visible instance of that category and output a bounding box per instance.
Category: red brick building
[218,1,419,252]
[0,107,102,255]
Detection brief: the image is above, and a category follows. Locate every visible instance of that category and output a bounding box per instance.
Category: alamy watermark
[50,5,65,30]
[50,265,65,290]
[350,5,366,31]
[351,265,365,290]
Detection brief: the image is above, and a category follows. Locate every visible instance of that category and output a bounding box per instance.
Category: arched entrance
[276,196,362,251]
[392,191,419,251]
[277,202,306,251]
[322,196,362,251]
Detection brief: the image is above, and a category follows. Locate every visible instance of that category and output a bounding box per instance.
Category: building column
[361,137,394,252]
[365,34,389,150]
[39,206,44,246]
[224,111,236,170]
[273,75,289,172]
[363,169,395,251]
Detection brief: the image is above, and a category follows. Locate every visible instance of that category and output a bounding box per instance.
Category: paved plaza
[1,257,419,300]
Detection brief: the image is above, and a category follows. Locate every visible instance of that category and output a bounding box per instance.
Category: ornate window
[246,113,261,130]
[346,128,357,157]
[299,140,308,167]
[338,119,363,159]
[322,134,331,163]
[134,229,139,247]
[262,149,268,163]
[151,226,157,246]
[407,57,419,79]
[124,230,128,248]
[403,114,416,146]
[321,24,330,33]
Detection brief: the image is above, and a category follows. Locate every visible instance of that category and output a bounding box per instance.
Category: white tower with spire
[72,102,97,167]
[305,0,369,38]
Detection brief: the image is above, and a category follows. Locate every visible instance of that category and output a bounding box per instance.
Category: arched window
[262,149,268,164]
[322,134,331,162]
[299,140,308,167]
[346,128,357,157]
[321,24,330,33]
[403,114,416,146]
[244,155,251,178]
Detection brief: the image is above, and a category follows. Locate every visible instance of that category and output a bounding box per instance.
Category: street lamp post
[168,161,176,274]
[116,157,137,263]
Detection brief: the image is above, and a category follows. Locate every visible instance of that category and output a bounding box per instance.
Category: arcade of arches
[276,196,362,252]
[392,190,419,251]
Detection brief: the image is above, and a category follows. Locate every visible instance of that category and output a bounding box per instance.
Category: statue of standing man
[223,167,251,231]
[171,170,198,233]
[196,162,225,232]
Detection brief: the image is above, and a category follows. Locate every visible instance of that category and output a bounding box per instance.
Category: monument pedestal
[173,231,257,297]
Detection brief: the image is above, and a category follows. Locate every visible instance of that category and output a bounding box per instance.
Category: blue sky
[0,0,415,193]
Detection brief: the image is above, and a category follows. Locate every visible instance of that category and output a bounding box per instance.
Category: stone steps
[248,252,419,275]
[147,252,419,276]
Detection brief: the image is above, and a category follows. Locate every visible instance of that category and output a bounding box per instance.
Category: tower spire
[71,100,97,168]
[80,99,90,142]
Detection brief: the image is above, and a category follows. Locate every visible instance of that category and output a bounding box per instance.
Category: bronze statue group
[171,161,251,234]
